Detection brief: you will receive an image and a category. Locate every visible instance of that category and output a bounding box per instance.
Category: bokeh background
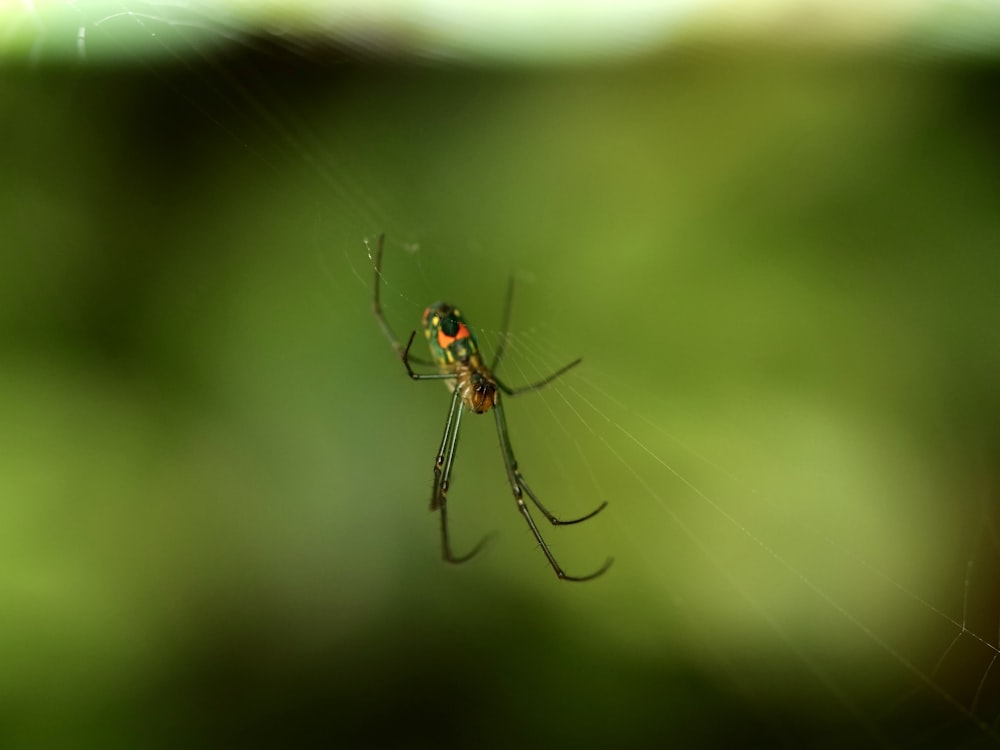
[3,2,1000,747]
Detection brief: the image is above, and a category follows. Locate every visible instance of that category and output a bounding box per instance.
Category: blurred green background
[3,3,1000,748]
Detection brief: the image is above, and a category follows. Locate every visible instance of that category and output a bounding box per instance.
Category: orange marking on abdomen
[437,329,455,349]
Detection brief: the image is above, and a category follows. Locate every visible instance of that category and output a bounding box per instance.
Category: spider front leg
[493,394,613,582]
[426,363,492,564]
[392,332,490,564]
[430,386,462,511]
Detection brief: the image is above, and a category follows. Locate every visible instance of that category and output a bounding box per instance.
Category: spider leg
[493,393,613,582]
[494,357,582,397]
[430,386,462,510]
[491,275,515,371]
[370,234,432,366]
[520,476,608,526]
[402,331,453,381]
[431,386,492,564]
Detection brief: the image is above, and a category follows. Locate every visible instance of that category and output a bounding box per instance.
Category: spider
[371,235,613,582]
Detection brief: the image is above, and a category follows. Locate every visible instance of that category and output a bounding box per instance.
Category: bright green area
[2,49,999,747]
[5,1,1000,63]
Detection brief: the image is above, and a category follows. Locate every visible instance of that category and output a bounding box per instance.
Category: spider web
[4,3,1000,747]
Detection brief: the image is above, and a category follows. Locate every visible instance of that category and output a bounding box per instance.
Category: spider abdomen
[422,302,480,365]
